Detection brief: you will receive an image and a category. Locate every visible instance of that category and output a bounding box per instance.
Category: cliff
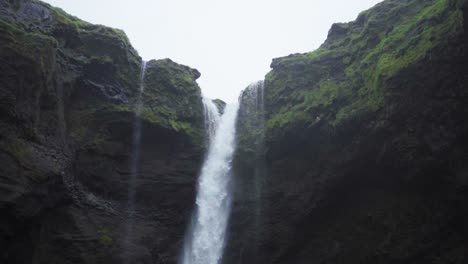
[0,0,204,263]
[2,0,468,263]
[229,0,468,263]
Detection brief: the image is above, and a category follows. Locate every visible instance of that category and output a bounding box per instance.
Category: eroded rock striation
[0,1,205,263]
[229,0,468,263]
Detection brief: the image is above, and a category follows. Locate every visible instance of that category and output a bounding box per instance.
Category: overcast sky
[42,0,382,102]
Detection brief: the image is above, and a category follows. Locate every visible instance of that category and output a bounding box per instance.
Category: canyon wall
[229,0,468,263]
[0,1,205,263]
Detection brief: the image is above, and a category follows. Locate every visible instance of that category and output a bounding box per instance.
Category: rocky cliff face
[229,0,468,263]
[0,1,204,263]
[3,0,468,263]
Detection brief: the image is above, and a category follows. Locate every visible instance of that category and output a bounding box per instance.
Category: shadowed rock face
[228,0,468,263]
[0,1,204,263]
[3,0,468,263]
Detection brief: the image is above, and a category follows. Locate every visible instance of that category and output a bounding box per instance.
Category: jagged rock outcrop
[0,1,204,263]
[229,0,468,263]
[212,99,226,115]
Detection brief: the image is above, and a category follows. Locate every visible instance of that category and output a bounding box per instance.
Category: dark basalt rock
[212,99,226,115]
[2,0,468,263]
[228,0,468,263]
[0,1,204,263]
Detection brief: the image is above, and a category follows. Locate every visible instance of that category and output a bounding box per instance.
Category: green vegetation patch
[138,59,204,142]
[98,228,113,246]
[0,19,57,71]
[3,139,32,162]
[265,0,464,134]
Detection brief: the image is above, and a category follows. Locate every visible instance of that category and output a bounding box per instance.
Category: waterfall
[122,60,146,261]
[247,80,265,216]
[239,80,266,262]
[182,99,240,264]
[250,80,265,114]
[128,60,147,217]
[202,98,221,140]
[251,80,265,261]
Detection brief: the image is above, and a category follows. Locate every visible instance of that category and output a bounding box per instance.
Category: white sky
[42,0,382,102]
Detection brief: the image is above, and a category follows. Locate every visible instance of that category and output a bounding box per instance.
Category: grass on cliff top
[265,0,464,132]
[47,4,90,28]
[3,1,138,77]
[38,1,141,95]
[0,19,57,47]
[32,0,132,46]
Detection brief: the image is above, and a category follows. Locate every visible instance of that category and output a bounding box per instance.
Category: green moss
[5,139,32,161]
[137,59,204,143]
[0,19,57,48]
[140,107,164,126]
[266,80,343,129]
[98,228,113,246]
[0,19,22,34]
[265,0,463,131]
[30,0,141,91]
[38,0,133,53]
[169,119,192,133]
[111,99,200,140]
[182,73,194,83]
[0,19,57,78]
[359,0,462,87]
[44,2,90,29]
[3,1,203,148]
[110,28,131,46]
[304,80,340,109]
[306,47,333,60]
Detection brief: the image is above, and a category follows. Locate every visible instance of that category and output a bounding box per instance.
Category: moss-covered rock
[265,0,465,136]
[142,59,204,141]
[228,0,468,263]
[234,81,265,168]
[0,1,205,263]
[212,98,226,114]
[106,58,205,145]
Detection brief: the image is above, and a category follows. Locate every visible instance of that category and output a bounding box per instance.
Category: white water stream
[182,99,240,264]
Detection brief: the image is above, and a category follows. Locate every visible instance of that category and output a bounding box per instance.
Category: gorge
[1,0,468,263]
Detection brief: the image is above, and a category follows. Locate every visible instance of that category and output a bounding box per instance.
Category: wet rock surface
[0,1,204,263]
[228,0,468,263]
[2,0,468,263]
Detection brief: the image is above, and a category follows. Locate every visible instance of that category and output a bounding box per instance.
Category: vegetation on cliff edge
[265,0,464,136]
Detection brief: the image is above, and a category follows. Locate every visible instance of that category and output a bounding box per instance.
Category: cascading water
[249,80,266,261]
[122,60,146,260]
[247,81,266,217]
[250,80,265,115]
[128,60,147,217]
[182,99,240,264]
[202,98,221,139]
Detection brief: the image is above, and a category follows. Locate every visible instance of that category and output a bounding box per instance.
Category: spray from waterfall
[181,99,240,264]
